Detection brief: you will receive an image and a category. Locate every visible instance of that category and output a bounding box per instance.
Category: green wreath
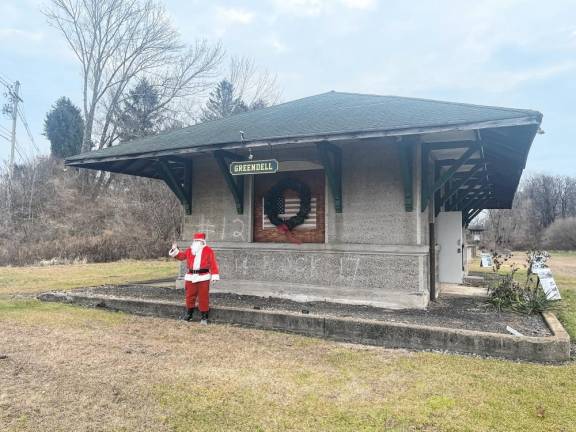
[264,178,312,231]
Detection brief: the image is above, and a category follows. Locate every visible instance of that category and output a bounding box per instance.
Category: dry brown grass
[1,300,576,432]
[2,256,576,431]
[0,259,179,296]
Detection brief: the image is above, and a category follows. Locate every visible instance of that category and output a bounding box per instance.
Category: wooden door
[253,170,325,243]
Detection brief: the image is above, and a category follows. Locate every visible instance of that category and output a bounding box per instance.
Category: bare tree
[484,173,576,249]
[0,156,183,266]
[524,174,562,229]
[228,56,281,107]
[44,0,223,154]
[558,175,576,218]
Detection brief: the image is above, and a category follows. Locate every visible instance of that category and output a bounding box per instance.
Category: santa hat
[193,232,206,243]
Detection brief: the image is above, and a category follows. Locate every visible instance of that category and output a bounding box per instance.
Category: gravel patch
[68,284,552,337]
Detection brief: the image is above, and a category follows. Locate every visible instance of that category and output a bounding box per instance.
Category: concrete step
[463,275,485,287]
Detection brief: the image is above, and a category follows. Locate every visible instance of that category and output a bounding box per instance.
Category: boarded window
[253,170,325,243]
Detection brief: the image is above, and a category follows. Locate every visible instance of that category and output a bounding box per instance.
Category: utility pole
[5,80,21,222]
[8,80,20,183]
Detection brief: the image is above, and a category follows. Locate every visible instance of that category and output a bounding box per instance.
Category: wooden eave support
[317,142,343,213]
[427,141,476,150]
[437,158,482,166]
[156,158,193,215]
[467,208,484,223]
[214,150,245,214]
[452,191,489,211]
[434,164,442,217]
[421,144,479,211]
[462,196,491,213]
[463,207,485,227]
[398,141,415,211]
[438,163,484,211]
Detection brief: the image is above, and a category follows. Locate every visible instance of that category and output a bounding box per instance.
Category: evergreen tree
[200,80,251,122]
[43,97,84,158]
[117,78,162,142]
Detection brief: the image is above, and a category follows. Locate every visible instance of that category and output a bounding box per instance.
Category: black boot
[200,310,209,325]
[181,308,194,321]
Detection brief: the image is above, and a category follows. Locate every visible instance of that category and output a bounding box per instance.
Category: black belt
[188,268,209,274]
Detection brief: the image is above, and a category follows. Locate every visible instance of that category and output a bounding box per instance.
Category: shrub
[0,157,183,266]
[487,251,559,314]
[543,217,576,250]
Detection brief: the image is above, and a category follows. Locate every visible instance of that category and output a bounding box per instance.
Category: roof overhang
[66,115,539,166]
[64,94,542,220]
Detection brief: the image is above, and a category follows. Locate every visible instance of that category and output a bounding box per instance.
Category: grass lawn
[0,259,179,297]
[1,256,575,431]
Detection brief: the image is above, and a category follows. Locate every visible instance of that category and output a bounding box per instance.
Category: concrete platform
[441,283,488,298]
[37,289,571,363]
[204,280,429,309]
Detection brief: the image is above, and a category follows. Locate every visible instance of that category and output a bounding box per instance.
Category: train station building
[66,91,542,309]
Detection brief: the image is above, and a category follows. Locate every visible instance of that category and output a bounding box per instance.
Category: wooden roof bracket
[438,163,483,211]
[421,143,479,211]
[462,196,491,214]
[398,139,415,212]
[156,158,193,215]
[465,208,484,226]
[214,150,245,215]
[316,142,343,213]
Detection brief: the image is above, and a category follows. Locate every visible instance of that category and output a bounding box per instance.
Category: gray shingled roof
[67,91,542,162]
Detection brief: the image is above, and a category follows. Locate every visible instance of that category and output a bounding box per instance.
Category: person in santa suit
[169,232,219,325]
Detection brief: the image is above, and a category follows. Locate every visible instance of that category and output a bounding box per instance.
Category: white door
[436,211,463,284]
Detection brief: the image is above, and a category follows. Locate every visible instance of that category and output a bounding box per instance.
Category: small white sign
[480,253,493,267]
[533,267,561,300]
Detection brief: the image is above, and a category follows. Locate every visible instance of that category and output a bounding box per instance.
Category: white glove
[211,274,220,282]
[168,242,179,258]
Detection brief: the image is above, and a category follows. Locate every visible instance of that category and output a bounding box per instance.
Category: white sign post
[480,253,493,268]
[533,267,561,300]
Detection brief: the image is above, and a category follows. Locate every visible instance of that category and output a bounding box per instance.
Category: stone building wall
[177,140,431,308]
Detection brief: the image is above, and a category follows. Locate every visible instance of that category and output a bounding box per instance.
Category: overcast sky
[0,0,574,174]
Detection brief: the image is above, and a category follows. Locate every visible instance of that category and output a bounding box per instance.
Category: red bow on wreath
[276,223,302,245]
[264,178,312,245]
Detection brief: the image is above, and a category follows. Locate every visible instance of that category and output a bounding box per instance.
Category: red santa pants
[185,280,210,312]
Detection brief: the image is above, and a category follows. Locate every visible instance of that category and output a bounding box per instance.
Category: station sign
[230,159,279,175]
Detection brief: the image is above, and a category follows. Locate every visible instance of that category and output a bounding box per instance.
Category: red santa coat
[170,245,220,283]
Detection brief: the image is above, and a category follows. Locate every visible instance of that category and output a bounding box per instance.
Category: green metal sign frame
[230,159,279,176]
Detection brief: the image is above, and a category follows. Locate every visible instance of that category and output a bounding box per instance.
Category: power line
[13,145,27,164]
[0,71,15,83]
[17,106,40,153]
[0,76,11,89]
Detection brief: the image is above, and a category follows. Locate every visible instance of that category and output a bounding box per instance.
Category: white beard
[191,241,204,255]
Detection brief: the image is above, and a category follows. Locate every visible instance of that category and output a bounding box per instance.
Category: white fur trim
[168,247,180,258]
[192,247,203,270]
[184,273,211,283]
[211,274,220,281]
